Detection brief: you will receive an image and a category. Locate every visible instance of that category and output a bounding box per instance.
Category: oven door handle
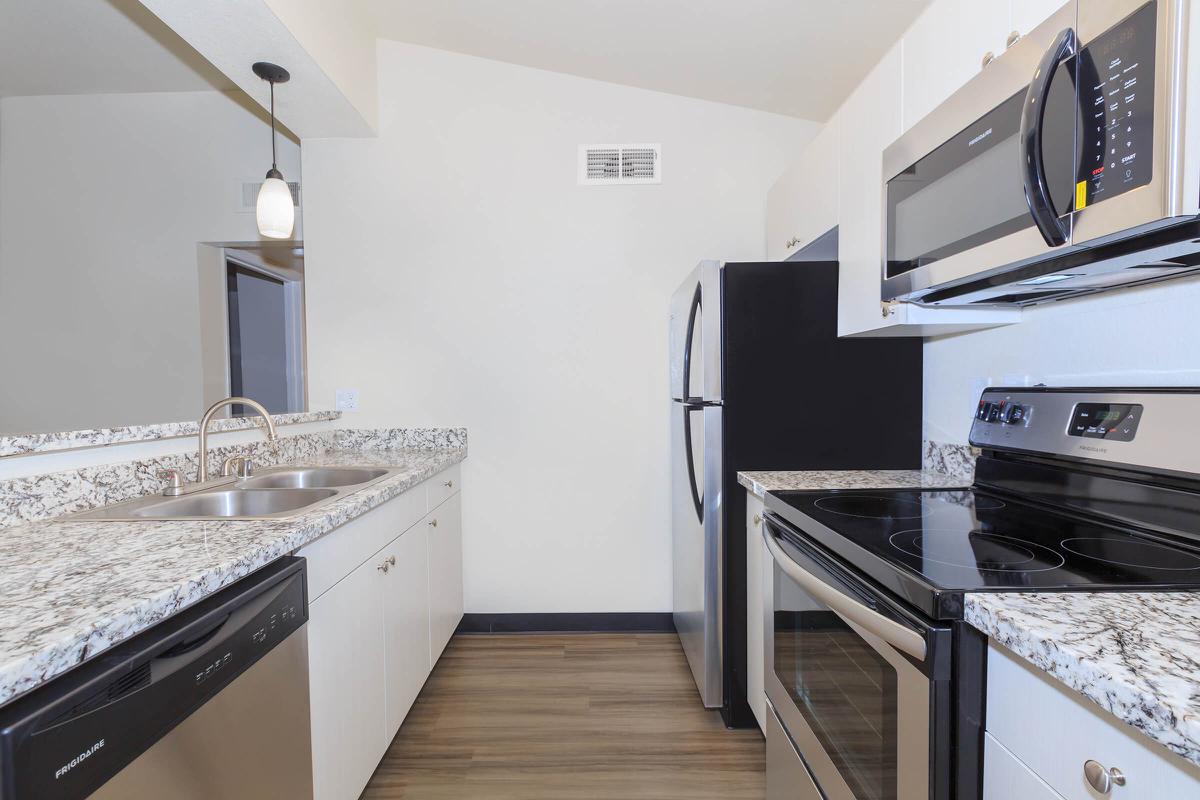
[762,526,928,662]
[1019,26,1076,247]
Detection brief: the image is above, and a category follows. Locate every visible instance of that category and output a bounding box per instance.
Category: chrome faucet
[198,397,278,482]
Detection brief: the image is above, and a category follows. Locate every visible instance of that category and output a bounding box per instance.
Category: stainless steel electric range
[760,387,1200,800]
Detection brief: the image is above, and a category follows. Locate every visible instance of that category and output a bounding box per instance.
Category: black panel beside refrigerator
[669,260,922,728]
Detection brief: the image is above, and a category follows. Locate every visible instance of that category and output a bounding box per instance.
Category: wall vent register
[578,144,661,185]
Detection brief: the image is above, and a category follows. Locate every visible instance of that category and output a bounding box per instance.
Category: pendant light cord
[270,80,278,171]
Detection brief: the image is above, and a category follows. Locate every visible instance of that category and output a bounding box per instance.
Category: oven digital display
[1069,403,1143,441]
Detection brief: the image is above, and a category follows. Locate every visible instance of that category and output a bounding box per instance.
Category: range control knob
[1002,404,1028,425]
[977,401,994,421]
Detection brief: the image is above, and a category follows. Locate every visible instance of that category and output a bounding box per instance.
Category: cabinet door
[799,120,839,246]
[382,527,432,737]
[836,42,904,337]
[745,491,766,732]
[308,558,387,800]
[1010,0,1071,41]
[426,493,464,664]
[901,0,1010,131]
[984,733,1066,800]
[766,158,807,261]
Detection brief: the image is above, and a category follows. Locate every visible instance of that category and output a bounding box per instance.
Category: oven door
[762,516,951,800]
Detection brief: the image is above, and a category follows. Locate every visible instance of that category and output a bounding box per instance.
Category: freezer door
[671,401,723,707]
[668,261,723,403]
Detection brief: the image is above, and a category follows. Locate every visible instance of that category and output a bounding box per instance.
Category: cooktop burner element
[813,494,928,519]
[889,529,1067,572]
[1059,537,1200,571]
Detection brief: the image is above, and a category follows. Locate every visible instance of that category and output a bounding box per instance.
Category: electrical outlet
[336,389,359,411]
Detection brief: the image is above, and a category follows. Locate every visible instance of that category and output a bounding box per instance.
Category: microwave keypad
[1077,1,1156,210]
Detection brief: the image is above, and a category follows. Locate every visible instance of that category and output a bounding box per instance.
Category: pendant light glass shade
[257,171,294,239]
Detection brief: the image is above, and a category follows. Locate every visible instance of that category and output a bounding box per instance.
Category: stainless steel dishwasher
[0,556,313,800]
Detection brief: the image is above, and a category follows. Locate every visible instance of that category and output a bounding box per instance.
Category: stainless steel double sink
[77,466,397,521]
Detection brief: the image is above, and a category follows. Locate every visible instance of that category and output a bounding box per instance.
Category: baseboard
[455,612,676,634]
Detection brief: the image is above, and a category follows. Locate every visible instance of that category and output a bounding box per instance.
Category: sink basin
[73,464,400,521]
[239,467,388,490]
[127,488,338,519]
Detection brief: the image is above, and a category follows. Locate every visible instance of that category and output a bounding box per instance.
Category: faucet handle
[222,455,253,479]
[157,468,186,496]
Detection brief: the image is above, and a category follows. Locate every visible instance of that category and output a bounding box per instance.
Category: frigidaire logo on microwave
[55,739,105,780]
[968,127,993,147]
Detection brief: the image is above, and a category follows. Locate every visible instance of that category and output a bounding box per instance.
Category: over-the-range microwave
[882,0,1200,307]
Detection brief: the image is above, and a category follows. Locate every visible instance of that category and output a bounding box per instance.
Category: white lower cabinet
[984,642,1200,800]
[382,525,431,735]
[308,554,388,800]
[745,490,767,732]
[301,467,464,800]
[426,492,463,664]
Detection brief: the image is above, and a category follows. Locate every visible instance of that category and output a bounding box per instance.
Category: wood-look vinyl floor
[360,633,765,799]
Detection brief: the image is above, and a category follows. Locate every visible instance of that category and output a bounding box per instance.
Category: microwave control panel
[1076,1,1156,210]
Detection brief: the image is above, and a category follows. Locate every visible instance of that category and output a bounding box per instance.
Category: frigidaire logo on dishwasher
[55,739,104,780]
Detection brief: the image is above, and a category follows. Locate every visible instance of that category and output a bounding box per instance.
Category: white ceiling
[362,0,932,121]
[0,0,234,98]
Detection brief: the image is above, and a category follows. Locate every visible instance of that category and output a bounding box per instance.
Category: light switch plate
[336,389,359,411]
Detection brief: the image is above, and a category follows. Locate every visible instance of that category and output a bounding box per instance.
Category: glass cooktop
[765,488,1200,619]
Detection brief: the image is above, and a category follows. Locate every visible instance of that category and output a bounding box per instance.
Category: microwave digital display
[1075,1,1157,210]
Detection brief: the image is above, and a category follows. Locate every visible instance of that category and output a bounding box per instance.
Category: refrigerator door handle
[681,283,702,403]
[683,404,704,523]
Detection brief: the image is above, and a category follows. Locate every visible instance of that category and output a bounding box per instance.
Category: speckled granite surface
[0,432,335,529]
[922,440,979,482]
[966,592,1200,767]
[737,468,969,498]
[0,411,341,458]
[336,427,467,450]
[0,446,465,707]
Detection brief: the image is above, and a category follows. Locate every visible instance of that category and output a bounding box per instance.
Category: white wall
[924,277,1200,444]
[0,90,300,434]
[303,42,817,613]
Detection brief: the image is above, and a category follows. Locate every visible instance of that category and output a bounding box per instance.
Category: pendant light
[252,62,294,239]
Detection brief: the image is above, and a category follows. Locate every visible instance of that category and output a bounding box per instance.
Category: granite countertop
[0,446,465,707]
[737,468,969,497]
[967,592,1200,767]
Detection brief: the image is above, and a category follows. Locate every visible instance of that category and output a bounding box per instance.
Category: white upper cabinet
[901,0,1010,132]
[1010,0,1072,43]
[767,121,840,262]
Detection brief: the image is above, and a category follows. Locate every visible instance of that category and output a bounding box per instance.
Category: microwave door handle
[1020,26,1076,246]
[762,526,927,662]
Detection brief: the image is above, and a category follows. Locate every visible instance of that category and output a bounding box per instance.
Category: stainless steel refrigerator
[669,260,923,727]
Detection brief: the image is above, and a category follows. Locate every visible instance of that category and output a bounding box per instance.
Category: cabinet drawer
[986,643,1200,799]
[426,464,461,510]
[298,487,426,600]
[984,733,1064,800]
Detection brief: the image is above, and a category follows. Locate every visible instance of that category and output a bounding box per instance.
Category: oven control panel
[967,388,1200,476]
[1075,1,1156,210]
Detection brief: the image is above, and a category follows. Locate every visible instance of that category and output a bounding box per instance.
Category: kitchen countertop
[966,592,1200,767]
[0,446,465,707]
[737,468,969,498]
